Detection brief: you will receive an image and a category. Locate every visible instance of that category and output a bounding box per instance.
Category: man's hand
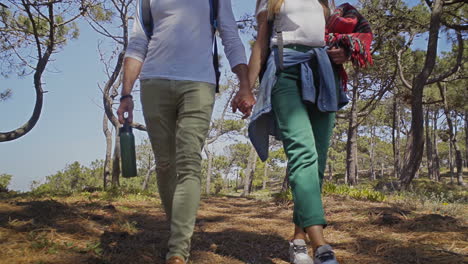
[231,64,255,119]
[117,97,134,124]
[327,47,349,65]
[231,85,256,119]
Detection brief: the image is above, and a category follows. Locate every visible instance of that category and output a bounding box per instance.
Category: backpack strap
[141,0,153,39]
[273,14,284,71]
[209,0,221,93]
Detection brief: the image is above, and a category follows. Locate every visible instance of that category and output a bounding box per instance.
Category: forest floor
[0,190,467,264]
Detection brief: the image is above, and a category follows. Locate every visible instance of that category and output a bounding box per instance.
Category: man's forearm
[232,64,250,91]
[122,57,144,96]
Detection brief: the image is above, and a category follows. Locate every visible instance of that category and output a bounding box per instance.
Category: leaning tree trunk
[0,1,56,142]
[400,0,444,189]
[103,113,113,189]
[425,108,434,180]
[392,94,402,179]
[433,110,441,181]
[346,79,359,185]
[93,0,146,188]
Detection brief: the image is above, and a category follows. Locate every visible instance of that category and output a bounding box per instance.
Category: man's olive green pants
[271,64,336,229]
[140,79,215,261]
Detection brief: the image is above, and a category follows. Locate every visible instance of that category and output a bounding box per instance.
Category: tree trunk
[248,155,257,193]
[111,129,121,187]
[370,125,376,181]
[449,141,454,184]
[380,163,384,178]
[142,165,156,191]
[454,135,464,185]
[242,145,257,197]
[346,79,359,185]
[433,111,441,181]
[439,83,464,185]
[205,149,213,195]
[425,108,434,180]
[400,0,444,189]
[235,169,240,190]
[281,167,290,192]
[103,113,113,190]
[392,94,401,179]
[327,162,333,181]
[465,110,468,168]
[0,1,55,142]
[452,111,464,185]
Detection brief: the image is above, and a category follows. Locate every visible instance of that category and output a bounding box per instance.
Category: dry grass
[0,192,467,264]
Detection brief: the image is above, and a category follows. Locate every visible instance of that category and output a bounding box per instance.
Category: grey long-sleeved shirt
[125,0,247,84]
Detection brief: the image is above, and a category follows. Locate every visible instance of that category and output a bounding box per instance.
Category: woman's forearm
[248,12,270,89]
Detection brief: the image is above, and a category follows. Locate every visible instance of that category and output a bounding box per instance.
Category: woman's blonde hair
[264,0,334,20]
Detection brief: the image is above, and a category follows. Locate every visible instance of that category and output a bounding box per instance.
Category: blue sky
[0,0,449,191]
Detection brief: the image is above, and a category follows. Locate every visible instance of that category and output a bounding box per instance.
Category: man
[117,1,254,263]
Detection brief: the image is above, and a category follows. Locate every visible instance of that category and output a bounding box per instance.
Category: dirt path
[0,194,467,264]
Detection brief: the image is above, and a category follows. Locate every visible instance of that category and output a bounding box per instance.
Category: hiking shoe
[166,256,185,264]
[289,239,314,264]
[314,244,339,264]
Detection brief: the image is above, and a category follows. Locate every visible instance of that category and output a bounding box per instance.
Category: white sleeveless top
[256,0,326,47]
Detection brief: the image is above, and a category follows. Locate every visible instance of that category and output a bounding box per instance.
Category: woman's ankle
[293,224,308,241]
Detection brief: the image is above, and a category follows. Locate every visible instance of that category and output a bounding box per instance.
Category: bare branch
[443,0,468,5]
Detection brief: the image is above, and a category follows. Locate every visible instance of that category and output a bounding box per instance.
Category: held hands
[327,47,350,65]
[231,83,256,119]
[117,97,134,124]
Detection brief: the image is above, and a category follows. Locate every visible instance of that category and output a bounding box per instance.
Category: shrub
[323,182,387,202]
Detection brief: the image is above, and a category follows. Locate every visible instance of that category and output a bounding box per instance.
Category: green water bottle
[120,121,137,178]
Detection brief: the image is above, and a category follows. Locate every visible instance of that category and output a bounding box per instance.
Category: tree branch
[426,30,464,84]
[396,32,416,90]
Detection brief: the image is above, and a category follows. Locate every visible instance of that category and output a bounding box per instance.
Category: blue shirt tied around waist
[248,47,349,161]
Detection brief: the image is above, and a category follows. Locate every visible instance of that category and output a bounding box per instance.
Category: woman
[232,0,359,263]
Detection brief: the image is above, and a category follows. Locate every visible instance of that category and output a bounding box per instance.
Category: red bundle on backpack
[325,3,373,91]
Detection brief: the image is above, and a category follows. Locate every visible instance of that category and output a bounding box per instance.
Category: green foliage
[272,189,293,204]
[88,3,115,22]
[0,173,12,190]
[31,161,101,195]
[323,182,387,202]
[406,178,467,204]
[136,138,155,175]
[214,119,246,134]
[0,1,85,76]
[228,143,252,170]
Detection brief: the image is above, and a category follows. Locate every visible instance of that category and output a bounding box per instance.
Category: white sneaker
[314,244,339,264]
[289,239,314,264]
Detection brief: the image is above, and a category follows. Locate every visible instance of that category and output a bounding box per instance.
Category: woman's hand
[231,88,256,119]
[327,47,349,65]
